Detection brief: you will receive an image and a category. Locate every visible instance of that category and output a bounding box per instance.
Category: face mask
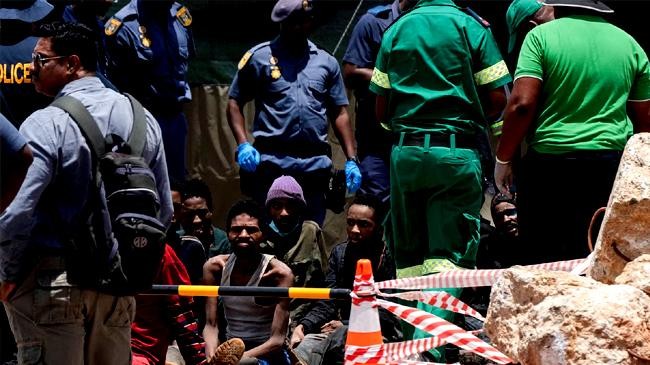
[269,220,299,237]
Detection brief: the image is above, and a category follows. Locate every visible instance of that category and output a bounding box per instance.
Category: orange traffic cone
[345,259,385,364]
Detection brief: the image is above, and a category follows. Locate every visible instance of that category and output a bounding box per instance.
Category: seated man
[203,199,294,365]
[467,194,522,318]
[131,244,207,365]
[477,193,520,269]
[290,194,400,365]
[182,178,231,257]
[170,178,231,283]
[263,175,328,322]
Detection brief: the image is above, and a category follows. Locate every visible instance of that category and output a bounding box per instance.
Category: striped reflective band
[490,120,503,136]
[474,60,509,86]
[396,258,463,279]
[371,68,391,89]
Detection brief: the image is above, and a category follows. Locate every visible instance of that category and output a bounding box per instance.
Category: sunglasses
[31,53,66,68]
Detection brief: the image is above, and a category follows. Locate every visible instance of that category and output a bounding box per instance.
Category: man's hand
[494,162,513,198]
[0,281,17,302]
[290,324,305,348]
[345,160,362,193]
[320,320,343,334]
[205,254,228,272]
[236,142,260,172]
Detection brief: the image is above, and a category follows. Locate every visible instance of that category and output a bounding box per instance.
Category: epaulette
[237,42,270,70]
[463,7,490,28]
[104,16,123,36]
[367,4,391,18]
[175,5,192,27]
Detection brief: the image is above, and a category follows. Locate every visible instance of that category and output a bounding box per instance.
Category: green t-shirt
[516,15,650,154]
[369,0,511,135]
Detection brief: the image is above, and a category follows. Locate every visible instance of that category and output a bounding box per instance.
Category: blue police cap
[271,0,313,23]
[0,0,53,23]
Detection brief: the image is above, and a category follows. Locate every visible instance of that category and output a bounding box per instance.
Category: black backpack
[51,94,166,295]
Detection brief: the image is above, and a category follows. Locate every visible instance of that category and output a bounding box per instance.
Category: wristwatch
[347,156,361,165]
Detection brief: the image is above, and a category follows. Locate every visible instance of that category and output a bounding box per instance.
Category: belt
[397,133,478,149]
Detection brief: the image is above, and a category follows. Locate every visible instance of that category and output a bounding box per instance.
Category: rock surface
[615,254,650,295]
[484,267,650,365]
[589,133,650,284]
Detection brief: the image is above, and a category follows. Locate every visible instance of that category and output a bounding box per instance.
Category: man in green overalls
[369,0,510,360]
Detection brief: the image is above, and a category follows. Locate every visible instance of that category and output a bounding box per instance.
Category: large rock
[589,133,650,284]
[615,254,650,295]
[484,268,650,365]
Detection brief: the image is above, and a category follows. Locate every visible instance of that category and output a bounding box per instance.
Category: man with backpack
[0,22,172,364]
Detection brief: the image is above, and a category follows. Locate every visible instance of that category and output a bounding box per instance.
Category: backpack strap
[51,95,106,159]
[124,93,147,157]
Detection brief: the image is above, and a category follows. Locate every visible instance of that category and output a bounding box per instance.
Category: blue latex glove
[345,160,362,193]
[237,142,260,172]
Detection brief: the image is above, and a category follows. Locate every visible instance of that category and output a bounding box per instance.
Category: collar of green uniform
[415,0,458,8]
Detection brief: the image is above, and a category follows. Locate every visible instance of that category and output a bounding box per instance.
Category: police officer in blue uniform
[227,0,361,225]
[0,0,55,126]
[0,5,54,360]
[104,0,195,181]
[342,0,416,204]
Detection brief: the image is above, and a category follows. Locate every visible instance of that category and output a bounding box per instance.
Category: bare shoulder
[203,254,230,283]
[269,258,294,285]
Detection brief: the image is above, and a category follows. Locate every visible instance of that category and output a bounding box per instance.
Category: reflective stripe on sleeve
[371,68,391,89]
[490,120,503,136]
[474,60,509,86]
[396,258,463,279]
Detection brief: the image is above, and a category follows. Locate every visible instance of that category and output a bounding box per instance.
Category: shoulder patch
[237,42,270,70]
[238,51,253,70]
[367,4,391,17]
[104,17,122,36]
[176,6,192,27]
[462,7,490,28]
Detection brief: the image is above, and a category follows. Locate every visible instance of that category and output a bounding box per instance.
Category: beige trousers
[2,256,134,365]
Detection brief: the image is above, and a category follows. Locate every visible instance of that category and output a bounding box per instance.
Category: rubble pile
[483,134,650,365]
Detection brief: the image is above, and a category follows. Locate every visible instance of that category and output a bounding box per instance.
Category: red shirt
[131,244,206,365]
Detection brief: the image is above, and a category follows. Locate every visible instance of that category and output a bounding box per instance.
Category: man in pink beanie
[263,176,328,332]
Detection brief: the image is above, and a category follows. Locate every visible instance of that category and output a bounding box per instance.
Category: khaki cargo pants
[2,256,134,365]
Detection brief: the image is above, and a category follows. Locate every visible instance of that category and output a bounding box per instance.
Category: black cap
[543,0,613,13]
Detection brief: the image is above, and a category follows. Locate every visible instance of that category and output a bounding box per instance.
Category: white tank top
[220,254,276,345]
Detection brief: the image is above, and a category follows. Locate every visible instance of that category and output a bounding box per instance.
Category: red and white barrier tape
[570,252,593,275]
[388,361,459,365]
[345,343,385,364]
[347,360,456,365]
[376,258,584,290]
[347,337,442,363]
[379,290,485,321]
[352,273,377,305]
[346,330,484,364]
[375,299,513,364]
